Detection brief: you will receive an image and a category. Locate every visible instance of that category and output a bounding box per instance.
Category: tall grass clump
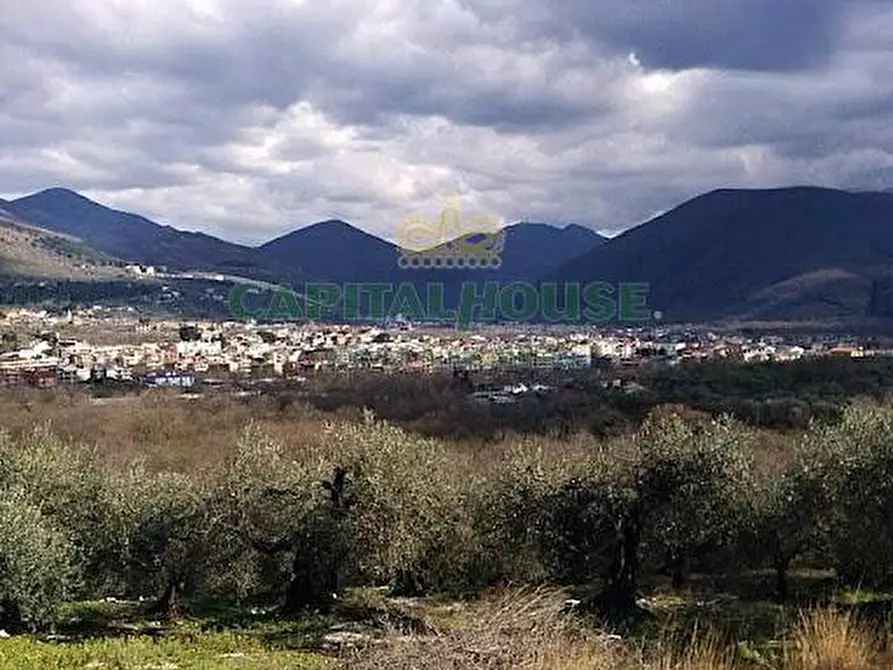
[784,608,878,670]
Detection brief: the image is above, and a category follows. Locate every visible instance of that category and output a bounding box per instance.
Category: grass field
[3,588,893,669]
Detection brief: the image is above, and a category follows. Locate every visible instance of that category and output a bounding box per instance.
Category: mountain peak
[305,218,356,231]
[6,186,270,276]
[259,217,395,283]
[13,188,109,217]
[262,218,381,247]
[28,187,93,202]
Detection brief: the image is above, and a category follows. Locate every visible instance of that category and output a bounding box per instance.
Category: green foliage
[0,490,78,631]
[0,631,329,669]
[472,444,574,587]
[9,400,893,630]
[122,470,212,603]
[537,413,755,608]
[826,404,893,587]
[331,420,472,594]
[0,427,112,593]
[749,425,843,599]
[635,415,755,581]
[538,466,633,586]
[212,426,318,602]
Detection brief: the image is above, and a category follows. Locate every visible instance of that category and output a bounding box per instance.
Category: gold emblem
[396,193,505,269]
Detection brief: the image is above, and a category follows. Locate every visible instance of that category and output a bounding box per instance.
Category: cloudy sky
[1,0,891,245]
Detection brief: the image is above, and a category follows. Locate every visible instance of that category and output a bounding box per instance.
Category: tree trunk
[147,578,184,619]
[774,557,790,602]
[671,558,686,589]
[597,509,640,614]
[284,540,339,614]
[0,598,24,633]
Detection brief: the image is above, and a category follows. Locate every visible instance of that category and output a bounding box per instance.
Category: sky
[1,0,892,246]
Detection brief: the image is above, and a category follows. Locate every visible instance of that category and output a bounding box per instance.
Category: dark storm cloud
[463,0,845,72]
[578,0,843,72]
[0,0,602,134]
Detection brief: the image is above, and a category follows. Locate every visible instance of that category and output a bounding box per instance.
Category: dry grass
[0,389,354,471]
[341,589,626,670]
[0,388,605,479]
[0,218,124,281]
[639,623,744,670]
[342,593,893,670]
[340,588,753,670]
[784,609,880,670]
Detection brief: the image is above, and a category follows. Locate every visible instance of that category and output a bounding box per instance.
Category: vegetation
[1,389,893,667]
[35,236,115,265]
[300,356,893,441]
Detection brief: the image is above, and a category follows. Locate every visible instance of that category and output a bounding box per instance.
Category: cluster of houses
[0,307,876,391]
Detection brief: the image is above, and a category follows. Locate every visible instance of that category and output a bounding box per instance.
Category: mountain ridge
[5,188,606,291]
[9,184,893,324]
[546,186,893,322]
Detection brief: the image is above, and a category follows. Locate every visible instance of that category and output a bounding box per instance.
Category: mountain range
[0,187,607,297]
[3,185,893,324]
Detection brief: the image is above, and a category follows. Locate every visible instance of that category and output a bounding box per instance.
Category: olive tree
[827,404,893,587]
[332,420,470,597]
[220,425,354,613]
[636,414,755,589]
[539,413,756,616]
[120,469,214,618]
[0,490,78,632]
[0,427,107,594]
[750,434,840,601]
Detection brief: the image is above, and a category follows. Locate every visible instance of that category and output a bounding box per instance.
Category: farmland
[1,390,893,668]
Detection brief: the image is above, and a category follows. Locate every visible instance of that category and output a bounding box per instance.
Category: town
[0,305,879,392]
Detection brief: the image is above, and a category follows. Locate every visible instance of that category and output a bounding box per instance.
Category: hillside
[10,185,893,324]
[547,187,893,323]
[5,188,279,280]
[3,188,610,318]
[0,211,126,281]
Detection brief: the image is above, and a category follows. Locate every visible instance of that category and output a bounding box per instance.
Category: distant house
[0,360,58,389]
[140,370,196,388]
[57,365,91,384]
[829,345,864,358]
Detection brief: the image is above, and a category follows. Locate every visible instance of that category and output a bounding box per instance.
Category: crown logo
[396,192,505,269]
